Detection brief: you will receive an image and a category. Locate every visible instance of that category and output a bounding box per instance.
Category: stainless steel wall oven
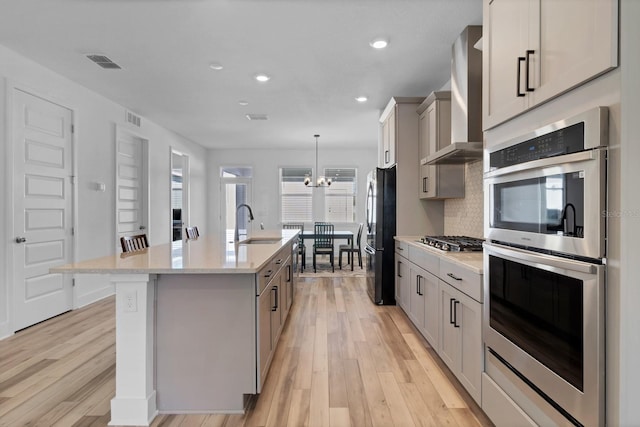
[483,107,608,426]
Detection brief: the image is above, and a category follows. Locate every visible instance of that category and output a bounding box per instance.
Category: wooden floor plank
[0,276,490,427]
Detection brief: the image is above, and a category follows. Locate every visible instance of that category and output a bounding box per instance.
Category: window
[324,168,357,223]
[280,167,313,222]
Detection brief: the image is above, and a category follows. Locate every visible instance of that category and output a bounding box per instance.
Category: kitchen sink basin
[239,238,282,245]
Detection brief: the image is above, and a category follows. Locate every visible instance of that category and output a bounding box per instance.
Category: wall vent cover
[86,54,122,69]
[246,114,268,121]
[126,110,141,127]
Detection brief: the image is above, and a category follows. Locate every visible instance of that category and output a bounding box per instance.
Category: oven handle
[484,242,597,274]
[484,149,597,179]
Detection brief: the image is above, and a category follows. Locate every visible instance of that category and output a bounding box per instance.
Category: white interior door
[115,127,148,250]
[12,89,73,331]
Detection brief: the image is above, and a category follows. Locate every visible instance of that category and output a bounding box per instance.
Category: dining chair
[282,223,306,272]
[313,222,334,273]
[339,223,364,269]
[120,233,149,253]
[185,226,200,240]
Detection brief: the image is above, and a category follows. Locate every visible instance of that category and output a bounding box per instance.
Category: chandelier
[304,134,332,187]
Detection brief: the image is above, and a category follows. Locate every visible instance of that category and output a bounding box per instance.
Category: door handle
[139,225,146,230]
[525,50,535,92]
[453,300,460,328]
[15,237,27,243]
[449,298,455,324]
[516,56,526,97]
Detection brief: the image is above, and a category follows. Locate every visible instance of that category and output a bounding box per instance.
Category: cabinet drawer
[257,245,291,294]
[395,240,408,255]
[439,258,482,302]
[408,245,439,274]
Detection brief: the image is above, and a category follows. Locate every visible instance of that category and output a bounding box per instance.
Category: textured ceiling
[0,0,482,149]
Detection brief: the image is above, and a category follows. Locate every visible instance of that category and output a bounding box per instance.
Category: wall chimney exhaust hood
[427,26,483,165]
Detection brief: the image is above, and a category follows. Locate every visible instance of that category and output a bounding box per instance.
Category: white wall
[0,44,207,338]
[207,147,377,239]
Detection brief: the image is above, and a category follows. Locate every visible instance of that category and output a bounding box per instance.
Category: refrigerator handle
[364,245,376,256]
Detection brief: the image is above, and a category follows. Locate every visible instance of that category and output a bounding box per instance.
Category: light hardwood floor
[0,275,492,427]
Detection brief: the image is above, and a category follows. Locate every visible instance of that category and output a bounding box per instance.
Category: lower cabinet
[394,238,483,405]
[395,255,410,311]
[438,280,482,403]
[257,251,293,392]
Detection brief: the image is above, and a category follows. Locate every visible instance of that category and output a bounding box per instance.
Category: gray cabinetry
[417,92,464,199]
[483,0,618,129]
[256,244,293,392]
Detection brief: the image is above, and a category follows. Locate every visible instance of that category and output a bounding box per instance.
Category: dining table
[300,229,355,271]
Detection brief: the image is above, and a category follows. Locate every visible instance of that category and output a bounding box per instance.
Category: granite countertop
[394,236,484,274]
[51,230,298,275]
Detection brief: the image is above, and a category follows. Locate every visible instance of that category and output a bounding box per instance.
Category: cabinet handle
[275,259,283,265]
[272,286,279,311]
[422,177,427,193]
[516,57,526,97]
[264,269,273,278]
[397,246,404,251]
[453,300,460,328]
[385,150,390,164]
[416,276,420,295]
[525,50,535,92]
[449,298,455,325]
[287,265,292,283]
[397,261,402,278]
[417,275,423,296]
[447,272,462,281]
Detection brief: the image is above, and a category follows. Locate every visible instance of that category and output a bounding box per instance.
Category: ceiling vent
[126,110,141,127]
[86,54,122,69]
[245,114,268,121]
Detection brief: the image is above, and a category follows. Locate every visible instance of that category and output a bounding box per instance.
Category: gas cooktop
[419,236,484,252]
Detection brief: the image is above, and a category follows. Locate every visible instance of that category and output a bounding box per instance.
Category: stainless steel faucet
[234,203,255,243]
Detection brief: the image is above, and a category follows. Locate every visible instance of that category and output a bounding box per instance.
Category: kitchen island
[52,230,298,426]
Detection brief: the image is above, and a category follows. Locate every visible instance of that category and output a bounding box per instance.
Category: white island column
[108,274,158,426]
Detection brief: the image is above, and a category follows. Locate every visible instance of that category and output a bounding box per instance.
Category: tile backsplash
[444,161,484,238]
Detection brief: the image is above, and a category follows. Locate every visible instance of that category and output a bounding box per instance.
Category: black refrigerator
[364,166,396,305]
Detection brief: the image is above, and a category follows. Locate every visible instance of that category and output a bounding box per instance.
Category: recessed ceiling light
[255,74,271,82]
[369,38,389,49]
[238,100,249,106]
[209,62,223,70]
[355,96,368,103]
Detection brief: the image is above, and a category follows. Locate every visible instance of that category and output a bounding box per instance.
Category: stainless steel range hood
[427,26,483,165]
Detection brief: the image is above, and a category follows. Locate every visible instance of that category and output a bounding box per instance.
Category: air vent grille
[86,54,122,69]
[246,114,268,121]
[126,111,141,127]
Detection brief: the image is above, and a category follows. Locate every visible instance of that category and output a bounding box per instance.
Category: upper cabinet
[380,106,397,168]
[417,92,464,200]
[483,0,619,130]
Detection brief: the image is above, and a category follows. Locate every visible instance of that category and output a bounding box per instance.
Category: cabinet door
[418,109,428,161]
[483,0,530,130]
[438,282,459,373]
[382,107,396,167]
[257,284,273,390]
[422,271,439,350]
[408,265,425,332]
[531,0,618,106]
[457,290,482,404]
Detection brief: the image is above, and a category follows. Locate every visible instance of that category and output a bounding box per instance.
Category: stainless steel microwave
[484,107,608,260]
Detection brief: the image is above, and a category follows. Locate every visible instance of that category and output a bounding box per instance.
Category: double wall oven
[483,107,608,426]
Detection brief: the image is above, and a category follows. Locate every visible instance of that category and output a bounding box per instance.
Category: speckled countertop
[394,236,484,274]
[51,230,298,275]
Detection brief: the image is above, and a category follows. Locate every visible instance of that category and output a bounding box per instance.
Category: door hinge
[70,175,76,185]
[71,227,75,236]
[71,124,75,134]
[72,278,76,287]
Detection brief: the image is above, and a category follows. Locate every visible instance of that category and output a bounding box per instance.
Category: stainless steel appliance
[483,107,608,426]
[484,107,608,260]
[419,235,484,252]
[365,166,396,305]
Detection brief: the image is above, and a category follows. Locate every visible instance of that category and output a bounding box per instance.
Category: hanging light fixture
[304,134,332,187]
